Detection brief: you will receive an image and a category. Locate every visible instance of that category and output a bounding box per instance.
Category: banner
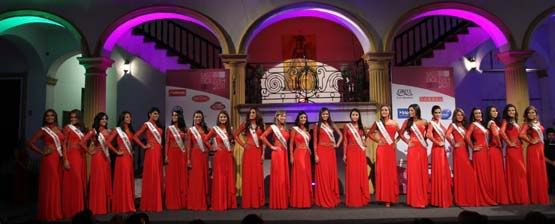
[391,67,455,163]
[166,69,229,127]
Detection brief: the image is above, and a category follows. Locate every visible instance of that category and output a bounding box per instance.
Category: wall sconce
[463,56,478,71]
[122,60,131,75]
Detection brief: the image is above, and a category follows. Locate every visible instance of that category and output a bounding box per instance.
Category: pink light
[103,12,214,52]
[246,7,372,52]
[413,9,508,49]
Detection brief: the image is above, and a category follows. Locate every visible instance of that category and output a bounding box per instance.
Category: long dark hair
[216,110,233,141]
[451,108,467,128]
[243,107,264,135]
[294,111,310,130]
[147,107,163,128]
[469,107,482,122]
[483,106,500,127]
[317,107,334,144]
[502,104,518,130]
[171,109,187,132]
[193,110,208,133]
[92,112,108,142]
[350,108,364,132]
[117,111,134,132]
[42,109,58,126]
[431,105,441,119]
[406,104,421,134]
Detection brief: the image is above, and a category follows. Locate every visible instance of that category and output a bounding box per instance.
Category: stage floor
[92,203,555,224]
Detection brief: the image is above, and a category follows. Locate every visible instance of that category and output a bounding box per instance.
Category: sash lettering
[116,127,133,155]
[213,126,232,151]
[68,124,84,139]
[145,122,162,145]
[293,126,310,148]
[411,124,427,147]
[320,123,336,145]
[41,127,63,157]
[346,123,366,150]
[271,124,288,150]
[190,127,206,152]
[376,121,394,145]
[168,125,186,152]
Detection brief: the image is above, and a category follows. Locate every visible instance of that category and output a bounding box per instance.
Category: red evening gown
[187,126,209,211]
[488,123,509,205]
[206,128,237,211]
[290,128,313,208]
[36,127,63,221]
[450,124,479,206]
[343,126,369,207]
[468,122,496,206]
[503,121,529,204]
[406,123,428,208]
[265,128,290,209]
[111,128,136,213]
[62,126,85,218]
[429,121,453,208]
[84,130,112,215]
[241,129,265,208]
[523,123,549,204]
[375,123,399,204]
[165,128,188,209]
[140,123,163,212]
[314,126,340,208]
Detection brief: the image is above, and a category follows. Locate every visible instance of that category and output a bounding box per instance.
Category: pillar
[220,54,248,128]
[497,50,534,114]
[362,52,394,106]
[78,57,114,126]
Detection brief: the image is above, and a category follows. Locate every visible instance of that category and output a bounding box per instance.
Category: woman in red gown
[234,107,265,208]
[313,107,343,208]
[81,112,112,215]
[107,111,136,213]
[61,109,86,218]
[445,108,479,206]
[399,104,428,208]
[133,107,163,212]
[187,110,209,210]
[289,111,312,208]
[500,104,529,205]
[342,108,369,207]
[465,107,496,206]
[204,110,236,211]
[426,105,452,208]
[519,106,549,204]
[368,105,399,207]
[27,109,64,221]
[164,109,188,209]
[261,110,290,209]
[484,106,509,205]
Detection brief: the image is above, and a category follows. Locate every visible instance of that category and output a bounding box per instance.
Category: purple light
[413,9,509,49]
[103,12,214,53]
[244,7,372,52]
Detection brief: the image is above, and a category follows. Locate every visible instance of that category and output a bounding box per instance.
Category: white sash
[430,120,446,142]
[116,127,133,155]
[411,124,427,147]
[346,123,366,150]
[271,124,288,150]
[531,122,544,143]
[145,122,162,145]
[95,130,110,160]
[488,120,500,132]
[41,127,63,157]
[293,126,310,148]
[376,121,394,145]
[67,124,84,139]
[473,122,489,146]
[320,123,336,145]
[213,126,232,151]
[168,125,185,152]
[249,124,260,148]
[190,126,206,152]
[451,123,465,138]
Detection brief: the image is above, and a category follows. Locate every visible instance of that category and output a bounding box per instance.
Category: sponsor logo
[419,96,443,102]
[210,102,226,110]
[168,89,186,96]
[398,108,409,119]
[441,109,452,120]
[396,89,413,97]
[192,95,210,102]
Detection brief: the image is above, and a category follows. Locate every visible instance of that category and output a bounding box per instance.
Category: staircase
[394,16,478,66]
[131,20,223,69]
